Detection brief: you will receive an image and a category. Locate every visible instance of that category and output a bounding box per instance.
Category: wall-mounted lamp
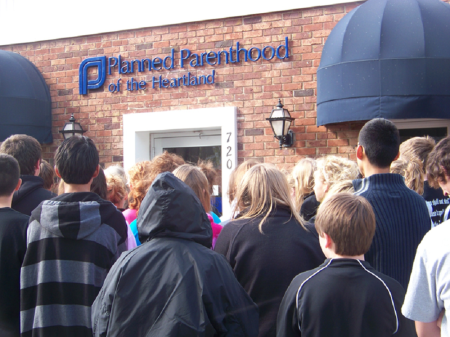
[266,100,294,148]
[59,114,86,140]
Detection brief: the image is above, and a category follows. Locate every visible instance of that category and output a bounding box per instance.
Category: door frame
[123,107,237,218]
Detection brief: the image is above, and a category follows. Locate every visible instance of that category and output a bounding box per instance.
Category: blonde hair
[391,158,424,195]
[292,158,316,212]
[399,136,435,171]
[234,163,305,232]
[106,173,127,206]
[228,159,259,203]
[127,161,153,211]
[322,180,354,204]
[173,164,211,213]
[315,156,359,196]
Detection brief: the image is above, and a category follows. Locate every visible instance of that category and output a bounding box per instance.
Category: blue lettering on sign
[79,38,289,94]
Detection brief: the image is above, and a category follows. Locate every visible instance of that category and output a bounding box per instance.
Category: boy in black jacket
[0,154,29,337]
[277,193,415,337]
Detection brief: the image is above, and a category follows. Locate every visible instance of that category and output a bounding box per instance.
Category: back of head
[391,158,424,195]
[54,136,99,184]
[197,160,217,195]
[235,163,304,231]
[149,151,185,182]
[316,193,376,256]
[39,159,55,190]
[0,134,41,176]
[292,158,316,211]
[128,161,153,211]
[0,154,20,197]
[359,118,400,168]
[104,165,127,185]
[106,173,127,206]
[173,164,211,213]
[91,167,107,199]
[426,135,450,188]
[228,159,259,203]
[316,156,359,188]
[399,136,435,171]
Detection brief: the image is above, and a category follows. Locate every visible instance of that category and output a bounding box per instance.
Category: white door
[151,129,223,216]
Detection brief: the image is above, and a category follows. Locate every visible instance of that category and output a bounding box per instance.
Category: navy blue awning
[317,0,450,126]
[0,50,52,143]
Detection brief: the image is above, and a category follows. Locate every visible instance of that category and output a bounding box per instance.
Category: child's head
[314,156,359,202]
[128,161,152,211]
[197,160,217,195]
[0,154,21,197]
[90,167,107,199]
[0,134,41,176]
[228,159,259,203]
[54,136,99,185]
[400,136,435,171]
[426,135,450,194]
[358,118,400,169]
[291,158,316,211]
[39,159,55,191]
[173,164,211,213]
[106,173,127,208]
[316,193,376,257]
[234,163,304,231]
[390,158,424,195]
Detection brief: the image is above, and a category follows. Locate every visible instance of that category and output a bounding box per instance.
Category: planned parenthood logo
[79,56,106,95]
[78,37,290,95]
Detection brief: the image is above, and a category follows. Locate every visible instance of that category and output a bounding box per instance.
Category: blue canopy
[0,50,52,143]
[317,0,450,126]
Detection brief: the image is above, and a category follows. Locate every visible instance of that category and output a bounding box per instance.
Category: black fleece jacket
[12,175,56,216]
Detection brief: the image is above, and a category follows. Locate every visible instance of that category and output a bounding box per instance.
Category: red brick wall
[0,2,370,168]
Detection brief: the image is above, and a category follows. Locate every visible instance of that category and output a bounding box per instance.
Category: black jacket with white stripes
[276,258,416,337]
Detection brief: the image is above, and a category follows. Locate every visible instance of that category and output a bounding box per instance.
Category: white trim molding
[123,107,237,218]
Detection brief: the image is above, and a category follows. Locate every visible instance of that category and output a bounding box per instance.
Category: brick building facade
[0,1,370,168]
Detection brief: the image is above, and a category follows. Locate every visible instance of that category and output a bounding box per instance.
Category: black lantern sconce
[266,100,295,148]
[59,114,86,140]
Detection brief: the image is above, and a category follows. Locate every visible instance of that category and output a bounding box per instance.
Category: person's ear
[356,145,364,160]
[14,178,22,191]
[323,232,334,249]
[92,165,100,179]
[54,166,62,179]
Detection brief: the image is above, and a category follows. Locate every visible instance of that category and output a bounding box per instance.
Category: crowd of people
[0,117,449,337]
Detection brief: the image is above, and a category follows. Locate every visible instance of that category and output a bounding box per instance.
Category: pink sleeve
[122,209,137,225]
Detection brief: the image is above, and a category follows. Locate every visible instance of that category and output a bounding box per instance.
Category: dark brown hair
[197,160,217,195]
[39,159,55,190]
[90,167,107,199]
[0,134,41,176]
[316,193,376,256]
[426,136,450,188]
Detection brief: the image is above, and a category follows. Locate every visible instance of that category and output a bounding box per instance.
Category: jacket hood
[12,175,45,205]
[30,192,123,240]
[137,172,212,248]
